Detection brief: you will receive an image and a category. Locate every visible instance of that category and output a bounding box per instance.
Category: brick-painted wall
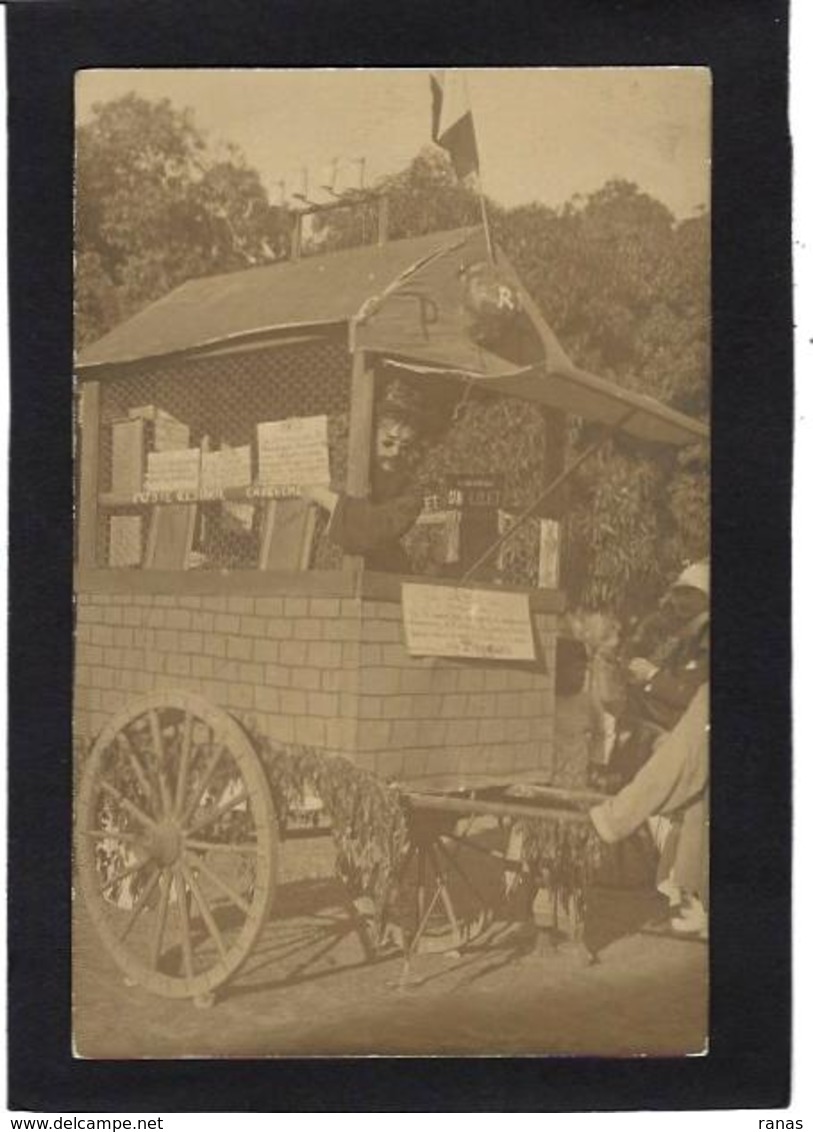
[352,600,555,787]
[74,588,557,789]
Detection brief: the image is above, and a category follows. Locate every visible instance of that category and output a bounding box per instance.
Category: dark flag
[430,70,480,182]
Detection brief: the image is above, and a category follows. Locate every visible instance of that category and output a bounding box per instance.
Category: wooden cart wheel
[75,691,278,1001]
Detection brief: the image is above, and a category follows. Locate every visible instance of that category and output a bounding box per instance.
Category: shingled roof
[76,228,480,370]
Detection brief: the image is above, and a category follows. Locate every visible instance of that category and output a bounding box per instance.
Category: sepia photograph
[71,67,712,1059]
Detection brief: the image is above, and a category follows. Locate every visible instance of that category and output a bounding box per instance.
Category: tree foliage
[75,94,290,348]
[311,147,481,251]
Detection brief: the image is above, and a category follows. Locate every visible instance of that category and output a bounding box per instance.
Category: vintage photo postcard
[70,66,715,1059]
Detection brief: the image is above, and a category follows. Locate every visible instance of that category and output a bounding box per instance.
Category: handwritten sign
[401,583,536,661]
[144,448,201,496]
[256,416,330,489]
[200,446,252,499]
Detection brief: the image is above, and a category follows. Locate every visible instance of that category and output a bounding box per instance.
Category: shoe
[670,897,708,939]
[657,877,683,909]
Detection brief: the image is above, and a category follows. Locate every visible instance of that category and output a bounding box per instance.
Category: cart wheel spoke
[172,710,193,819]
[186,788,249,837]
[119,866,161,942]
[148,709,173,817]
[184,848,252,916]
[182,862,228,962]
[98,780,158,832]
[173,866,195,980]
[99,856,150,896]
[80,829,147,847]
[119,736,160,816]
[184,839,258,855]
[180,744,225,826]
[149,871,172,970]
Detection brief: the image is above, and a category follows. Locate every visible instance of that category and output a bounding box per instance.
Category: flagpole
[463,72,496,265]
[476,179,495,264]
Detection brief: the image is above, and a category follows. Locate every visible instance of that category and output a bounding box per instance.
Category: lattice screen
[92,338,555,584]
[96,338,350,570]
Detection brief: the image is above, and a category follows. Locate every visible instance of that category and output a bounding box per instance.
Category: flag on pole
[430,70,480,182]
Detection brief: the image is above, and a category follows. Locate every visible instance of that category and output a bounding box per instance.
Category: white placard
[537,518,561,589]
[256,415,330,489]
[200,446,252,498]
[401,583,536,661]
[144,448,201,495]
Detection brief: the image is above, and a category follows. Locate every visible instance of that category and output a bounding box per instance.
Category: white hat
[673,561,710,596]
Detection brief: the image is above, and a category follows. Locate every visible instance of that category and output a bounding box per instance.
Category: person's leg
[651,816,682,906]
[669,792,709,935]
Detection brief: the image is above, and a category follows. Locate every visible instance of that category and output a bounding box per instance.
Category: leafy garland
[247,725,604,941]
[512,816,605,931]
[247,727,409,938]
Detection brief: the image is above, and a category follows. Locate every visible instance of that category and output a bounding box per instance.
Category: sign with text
[401,583,536,661]
[144,448,201,496]
[257,415,330,490]
[200,446,252,499]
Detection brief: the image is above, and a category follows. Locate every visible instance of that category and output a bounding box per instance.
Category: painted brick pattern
[74,591,364,756]
[352,601,556,787]
[74,591,557,788]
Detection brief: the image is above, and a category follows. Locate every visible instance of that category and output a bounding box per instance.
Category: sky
[76,68,710,220]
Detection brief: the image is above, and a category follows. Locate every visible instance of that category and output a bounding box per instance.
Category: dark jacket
[328,470,423,573]
[611,611,709,785]
[632,612,709,731]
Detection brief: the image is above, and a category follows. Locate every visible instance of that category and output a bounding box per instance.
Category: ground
[73,832,708,1059]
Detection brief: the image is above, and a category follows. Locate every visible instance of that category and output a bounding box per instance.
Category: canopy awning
[353,228,708,448]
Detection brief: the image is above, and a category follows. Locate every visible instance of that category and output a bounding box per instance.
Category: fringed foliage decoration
[248,727,408,935]
[514,815,604,929]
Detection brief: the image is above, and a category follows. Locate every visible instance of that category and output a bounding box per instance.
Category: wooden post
[291,213,302,261]
[343,347,376,573]
[377,194,389,246]
[542,410,568,519]
[77,380,101,569]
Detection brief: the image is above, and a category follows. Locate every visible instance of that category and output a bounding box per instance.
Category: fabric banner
[430,70,479,182]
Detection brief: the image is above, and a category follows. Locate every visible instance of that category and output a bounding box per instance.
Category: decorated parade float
[73,208,708,1004]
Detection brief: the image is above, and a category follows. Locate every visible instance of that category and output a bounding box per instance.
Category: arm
[643,660,709,713]
[327,489,423,554]
[590,683,709,843]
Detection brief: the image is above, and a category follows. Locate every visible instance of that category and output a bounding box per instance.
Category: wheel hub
[148,821,182,867]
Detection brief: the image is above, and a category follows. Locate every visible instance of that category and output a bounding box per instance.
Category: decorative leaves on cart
[250,724,606,947]
[254,730,408,941]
